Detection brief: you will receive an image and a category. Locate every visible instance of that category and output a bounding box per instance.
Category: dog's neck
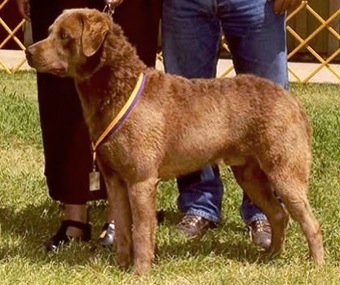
[75,33,148,142]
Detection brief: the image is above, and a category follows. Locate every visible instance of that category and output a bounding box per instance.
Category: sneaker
[248,219,272,250]
[98,221,115,247]
[176,214,215,238]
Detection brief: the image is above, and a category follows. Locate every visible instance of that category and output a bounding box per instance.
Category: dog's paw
[132,259,153,276]
[115,251,132,271]
[266,243,284,259]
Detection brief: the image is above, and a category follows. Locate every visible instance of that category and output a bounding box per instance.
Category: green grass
[0,71,339,284]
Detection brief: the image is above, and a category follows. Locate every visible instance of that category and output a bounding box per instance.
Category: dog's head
[26,8,114,79]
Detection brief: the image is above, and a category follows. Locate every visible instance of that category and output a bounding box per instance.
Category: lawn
[0,71,339,284]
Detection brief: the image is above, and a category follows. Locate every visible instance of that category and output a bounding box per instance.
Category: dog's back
[136,71,311,180]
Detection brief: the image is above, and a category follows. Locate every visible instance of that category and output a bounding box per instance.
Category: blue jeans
[162,0,288,224]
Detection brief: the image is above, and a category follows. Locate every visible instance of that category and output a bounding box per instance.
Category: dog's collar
[91,72,146,167]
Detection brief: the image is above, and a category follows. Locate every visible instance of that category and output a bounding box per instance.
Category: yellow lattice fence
[1,0,339,83]
[286,1,339,83]
[219,1,339,83]
[0,0,27,73]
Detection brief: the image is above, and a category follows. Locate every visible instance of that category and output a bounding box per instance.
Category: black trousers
[29,0,162,204]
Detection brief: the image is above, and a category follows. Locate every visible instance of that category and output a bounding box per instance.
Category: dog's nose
[25,45,36,67]
[25,46,33,58]
[25,44,39,58]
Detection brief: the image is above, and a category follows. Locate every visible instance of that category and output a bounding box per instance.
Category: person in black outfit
[16,0,162,251]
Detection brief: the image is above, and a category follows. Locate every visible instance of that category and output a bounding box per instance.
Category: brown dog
[25,8,324,275]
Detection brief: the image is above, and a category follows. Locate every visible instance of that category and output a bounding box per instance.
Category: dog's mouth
[49,66,68,76]
[26,55,67,76]
[25,47,68,76]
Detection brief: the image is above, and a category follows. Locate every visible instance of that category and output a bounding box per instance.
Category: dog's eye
[60,31,69,40]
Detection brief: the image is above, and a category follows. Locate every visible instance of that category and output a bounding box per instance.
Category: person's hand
[273,0,303,14]
[16,0,30,21]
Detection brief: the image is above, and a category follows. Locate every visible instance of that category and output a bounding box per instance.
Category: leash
[89,73,146,190]
[88,0,133,191]
[103,0,124,15]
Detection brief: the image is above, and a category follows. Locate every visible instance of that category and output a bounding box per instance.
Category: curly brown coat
[26,8,324,276]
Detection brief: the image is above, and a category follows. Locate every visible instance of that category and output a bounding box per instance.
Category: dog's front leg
[128,177,158,276]
[103,173,133,270]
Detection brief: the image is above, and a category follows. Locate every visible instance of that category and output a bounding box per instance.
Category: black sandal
[46,220,91,252]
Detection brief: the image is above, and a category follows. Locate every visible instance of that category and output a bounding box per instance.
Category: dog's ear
[81,12,110,57]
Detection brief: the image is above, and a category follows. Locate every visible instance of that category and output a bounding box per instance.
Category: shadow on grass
[0,201,118,267]
[0,205,271,269]
[155,210,268,265]
[0,201,59,256]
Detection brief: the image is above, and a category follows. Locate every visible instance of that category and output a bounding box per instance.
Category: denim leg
[177,166,224,223]
[219,0,288,224]
[220,0,288,88]
[162,0,221,79]
[162,0,224,223]
[239,195,268,225]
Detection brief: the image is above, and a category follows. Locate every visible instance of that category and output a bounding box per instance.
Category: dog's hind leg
[103,173,133,270]
[128,177,159,275]
[267,167,324,264]
[230,157,289,257]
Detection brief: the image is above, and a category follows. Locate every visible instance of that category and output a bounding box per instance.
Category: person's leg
[221,0,288,87]
[220,0,287,248]
[162,0,220,78]
[162,0,224,237]
[29,0,107,251]
[114,0,162,67]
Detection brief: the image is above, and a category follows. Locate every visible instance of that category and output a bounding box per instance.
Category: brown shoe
[176,214,215,238]
[248,219,272,250]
